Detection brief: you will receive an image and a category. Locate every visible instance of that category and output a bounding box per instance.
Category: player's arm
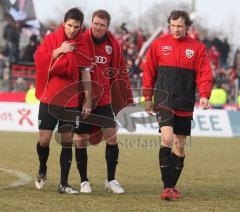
[81,68,92,119]
[52,41,75,60]
[195,45,213,110]
[142,40,159,115]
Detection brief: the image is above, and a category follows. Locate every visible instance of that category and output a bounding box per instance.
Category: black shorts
[75,104,116,134]
[38,102,78,133]
[156,110,192,136]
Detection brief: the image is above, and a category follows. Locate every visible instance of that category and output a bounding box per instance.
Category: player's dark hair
[92,9,111,26]
[64,7,84,24]
[168,10,193,27]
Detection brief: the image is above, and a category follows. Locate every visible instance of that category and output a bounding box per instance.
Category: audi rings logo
[95,56,107,64]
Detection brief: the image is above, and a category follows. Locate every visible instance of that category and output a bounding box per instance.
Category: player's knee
[106,135,117,145]
[174,148,185,157]
[61,133,73,143]
[174,140,185,153]
[161,137,172,147]
[74,134,88,148]
[174,144,185,156]
[38,138,51,147]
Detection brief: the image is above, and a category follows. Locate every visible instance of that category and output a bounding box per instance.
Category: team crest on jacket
[105,45,112,54]
[185,49,194,58]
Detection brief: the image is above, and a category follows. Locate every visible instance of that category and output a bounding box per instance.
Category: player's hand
[200,97,210,110]
[60,41,75,54]
[82,100,91,119]
[90,61,97,69]
[145,100,154,116]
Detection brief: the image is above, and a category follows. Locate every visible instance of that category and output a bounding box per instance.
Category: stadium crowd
[0,19,240,107]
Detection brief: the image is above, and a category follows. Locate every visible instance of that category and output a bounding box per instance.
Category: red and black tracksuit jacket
[143,34,213,116]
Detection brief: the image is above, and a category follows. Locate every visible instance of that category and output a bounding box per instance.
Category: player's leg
[160,126,174,188]
[103,127,124,194]
[98,104,124,194]
[74,123,92,193]
[37,129,53,172]
[172,134,186,186]
[74,106,101,193]
[171,134,186,199]
[57,118,78,194]
[35,102,57,189]
[156,108,176,200]
[59,131,73,186]
[171,115,192,199]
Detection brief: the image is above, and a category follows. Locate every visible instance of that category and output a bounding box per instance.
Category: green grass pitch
[0,132,240,211]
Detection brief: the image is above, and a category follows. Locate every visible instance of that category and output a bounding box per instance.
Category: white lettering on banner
[95,56,107,64]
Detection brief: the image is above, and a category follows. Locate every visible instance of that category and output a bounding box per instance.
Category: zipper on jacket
[176,39,180,68]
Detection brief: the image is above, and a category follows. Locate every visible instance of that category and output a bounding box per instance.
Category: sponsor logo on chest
[162,45,172,56]
[95,56,107,64]
[162,45,172,51]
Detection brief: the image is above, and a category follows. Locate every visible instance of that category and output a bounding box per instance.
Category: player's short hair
[168,10,193,27]
[92,9,111,26]
[64,7,84,24]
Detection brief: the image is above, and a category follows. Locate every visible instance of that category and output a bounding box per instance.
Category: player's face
[169,17,187,39]
[91,16,109,39]
[64,19,81,39]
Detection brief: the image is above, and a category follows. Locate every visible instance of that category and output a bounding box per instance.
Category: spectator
[2,20,21,63]
[25,84,39,104]
[233,49,240,73]
[208,45,220,70]
[21,34,39,62]
[238,92,240,109]
[202,34,212,50]
[209,82,227,109]
[133,29,145,51]
[220,38,230,67]
[0,54,6,79]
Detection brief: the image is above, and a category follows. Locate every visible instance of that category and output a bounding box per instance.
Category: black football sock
[37,141,49,174]
[105,143,119,181]
[60,142,72,186]
[171,152,185,187]
[159,146,173,188]
[75,147,88,183]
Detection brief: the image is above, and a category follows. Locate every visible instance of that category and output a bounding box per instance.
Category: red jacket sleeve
[142,40,159,100]
[34,35,54,99]
[195,44,213,99]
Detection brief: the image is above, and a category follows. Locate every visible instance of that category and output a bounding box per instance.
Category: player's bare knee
[74,134,88,148]
[161,138,173,148]
[106,136,117,145]
[75,139,88,148]
[61,133,73,143]
[39,130,52,146]
[103,129,117,145]
[174,147,185,156]
[174,140,185,149]
[173,141,185,156]
[38,138,51,147]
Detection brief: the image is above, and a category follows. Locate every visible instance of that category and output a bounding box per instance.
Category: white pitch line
[0,168,32,190]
